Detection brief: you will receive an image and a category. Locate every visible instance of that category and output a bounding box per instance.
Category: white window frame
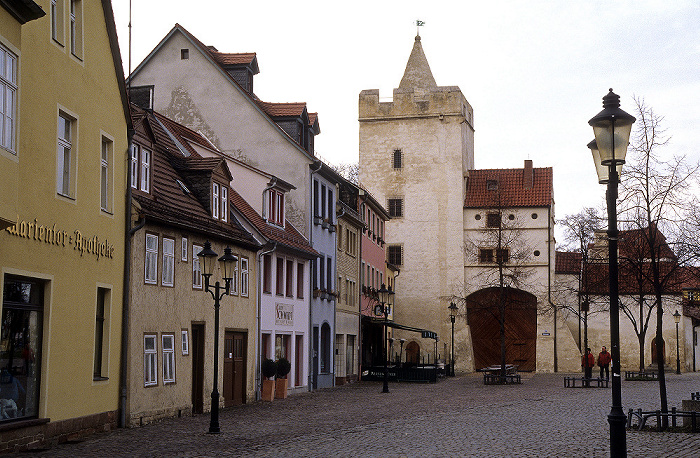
[144,334,157,386]
[69,0,83,59]
[0,44,17,153]
[212,182,219,219]
[140,148,151,192]
[181,237,188,261]
[240,257,249,297]
[130,144,139,189]
[51,0,64,45]
[181,329,189,355]
[162,237,175,287]
[100,136,112,212]
[145,233,158,284]
[192,244,202,289]
[57,112,74,197]
[220,186,228,222]
[230,256,238,295]
[162,334,175,384]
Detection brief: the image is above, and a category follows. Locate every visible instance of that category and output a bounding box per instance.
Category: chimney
[523,160,533,189]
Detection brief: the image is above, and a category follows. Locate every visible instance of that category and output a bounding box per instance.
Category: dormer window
[267,189,284,226]
[130,143,151,193]
[212,182,228,222]
[486,180,498,191]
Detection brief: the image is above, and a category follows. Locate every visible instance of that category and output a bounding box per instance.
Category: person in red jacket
[582,347,595,386]
[598,346,611,380]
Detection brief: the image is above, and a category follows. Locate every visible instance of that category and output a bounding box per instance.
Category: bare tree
[616,96,700,426]
[330,162,359,184]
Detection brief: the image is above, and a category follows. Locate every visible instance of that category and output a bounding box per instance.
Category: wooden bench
[627,408,700,432]
[564,376,609,388]
[624,371,658,381]
[483,373,521,385]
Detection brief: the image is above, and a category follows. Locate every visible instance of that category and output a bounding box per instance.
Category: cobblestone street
[15,372,700,457]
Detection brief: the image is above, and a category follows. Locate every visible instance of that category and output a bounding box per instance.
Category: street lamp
[448,302,458,376]
[589,88,635,457]
[374,283,393,393]
[674,310,681,374]
[197,241,237,434]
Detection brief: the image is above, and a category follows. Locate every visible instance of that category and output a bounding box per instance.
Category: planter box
[261,379,275,401]
[275,378,288,399]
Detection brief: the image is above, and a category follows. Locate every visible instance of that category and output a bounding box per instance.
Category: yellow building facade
[0,0,130,450]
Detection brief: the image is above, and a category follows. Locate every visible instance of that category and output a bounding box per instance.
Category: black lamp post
[197,241,237,434]
[674,310,681,374]
[374,283,394,393]
[589,88,635,458]
[448,302,458,376]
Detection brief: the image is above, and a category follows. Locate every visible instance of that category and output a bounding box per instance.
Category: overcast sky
[111,1,700,245]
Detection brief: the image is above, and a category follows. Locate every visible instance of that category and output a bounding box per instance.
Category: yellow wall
[0,0,128,422]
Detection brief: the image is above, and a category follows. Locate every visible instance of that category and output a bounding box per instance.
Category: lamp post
[448,302,458,376]
[197,241,237,434]
[374,283,394,393]
[589,88,635,457]
[674,310,681,374]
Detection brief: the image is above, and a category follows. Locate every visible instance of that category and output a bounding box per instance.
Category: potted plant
[261,358,277,401]
[275,357,291,399]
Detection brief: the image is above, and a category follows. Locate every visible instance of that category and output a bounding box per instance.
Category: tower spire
[399,32,437,89]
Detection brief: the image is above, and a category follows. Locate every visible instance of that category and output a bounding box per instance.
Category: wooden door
[191,323,205,414]
[651,337,665,365]
[467,287,537,371]
[223,331,246,406]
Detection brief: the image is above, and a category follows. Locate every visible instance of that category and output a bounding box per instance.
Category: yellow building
[0,0,130,450]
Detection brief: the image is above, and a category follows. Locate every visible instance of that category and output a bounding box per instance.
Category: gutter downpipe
[548,205,557,372]
[308,161,322,391]
[256,242,277,400]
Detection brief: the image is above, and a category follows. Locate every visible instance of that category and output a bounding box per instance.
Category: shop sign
[4,215,116,261]
[275,303,293,326]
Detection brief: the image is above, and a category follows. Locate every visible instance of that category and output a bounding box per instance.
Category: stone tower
[359,35,474,365]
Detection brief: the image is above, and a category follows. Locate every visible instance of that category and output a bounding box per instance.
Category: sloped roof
[464,167,553,208]
[229,188,317,259]
[399,35,437,89]
[255,101,306,118]
[555,251,581,275]
[618,224,676,261]
[209,51,258,71]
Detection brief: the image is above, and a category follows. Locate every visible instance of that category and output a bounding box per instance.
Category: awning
[367,318,439,340]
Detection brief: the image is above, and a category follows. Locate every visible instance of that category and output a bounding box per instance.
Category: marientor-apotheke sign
[4,216,116,261]
[275,303,293,326]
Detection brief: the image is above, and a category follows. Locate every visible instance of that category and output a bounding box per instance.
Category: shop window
[93,287,110,380]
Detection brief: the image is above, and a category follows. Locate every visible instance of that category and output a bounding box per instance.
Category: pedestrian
[582,347,595,386]
[598,346,611,380]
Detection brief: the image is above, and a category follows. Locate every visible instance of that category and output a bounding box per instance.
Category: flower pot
[275,377,288,399]
[262,379,275,401]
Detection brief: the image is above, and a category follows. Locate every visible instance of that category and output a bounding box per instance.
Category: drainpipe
[256,242,277,400]
[547,205,557,373]
[308,160,322,391]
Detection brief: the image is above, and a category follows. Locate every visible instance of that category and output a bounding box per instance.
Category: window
[276,257,284,296]
[320,323,331,373]
[144,335,157,386]
[181,329,189,355]
[496,248,509,264]
[240,257,249,297]
[319,256,325,291]
[487,180,498,191]
[313,180,319,217]
[388,198,403,218]
[263,254,272,294]
[145,234,158,284]
[181,48,189,59]
[192,244,202,289]
[479,248,494,263]
[321,184,327,219]
[486,213,501,228]
[230,257,238,295]
[388,245,403,266]
[286,259,294,298]
[162,334,175,383]
[0,44,17,153]
[93,288,109,379]
[130,144,138,188]
[51,0,64,44]
[140,148,151,192]
[346,335,356,377]
[296,262,304,298]
[326,257,332,292]
[267,189,284,226]
[212,183,219,219]
[69,0,83,59]
[478,248,509,264]
[220,186,228,222]
[392,149,403,169]
[100,137,113,212]
[57,112,75,197]
[181,237,188,261]
[162,237,174,286]
[327,188,334,224]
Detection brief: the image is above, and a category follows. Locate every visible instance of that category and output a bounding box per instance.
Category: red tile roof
[464,167,553,208]
[555,251,582,274]
[209,51,256,66]
[255,101,307,118]
[229,188,317,258]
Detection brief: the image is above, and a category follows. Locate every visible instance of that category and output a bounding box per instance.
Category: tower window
[392,149,403,169]
[388,198,403,218]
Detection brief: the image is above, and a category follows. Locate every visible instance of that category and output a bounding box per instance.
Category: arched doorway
[466,287,538,371]
[405,341,420,365]
[651,337,665,365]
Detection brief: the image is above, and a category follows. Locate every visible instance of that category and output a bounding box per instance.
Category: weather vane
[416,19,425,36]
